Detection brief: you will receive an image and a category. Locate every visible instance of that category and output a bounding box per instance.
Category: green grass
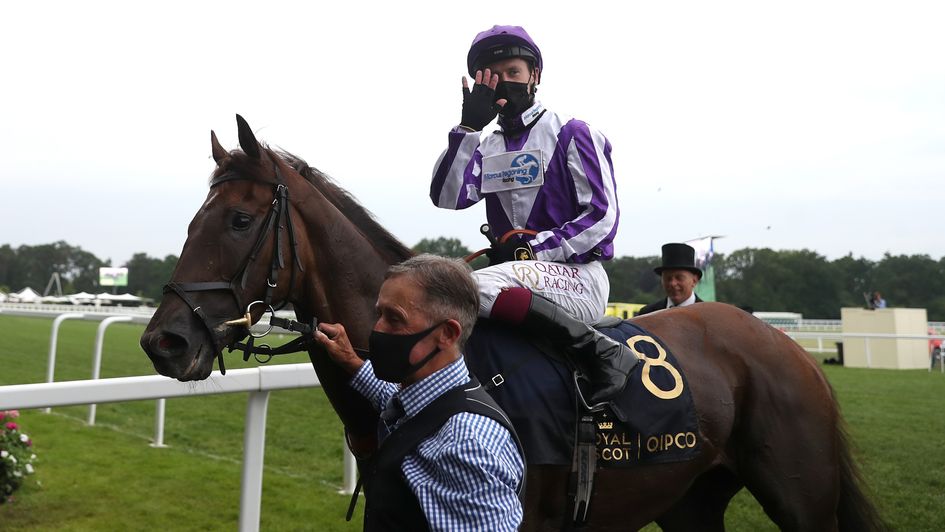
[0,315,358,531]
[1,314,943,530]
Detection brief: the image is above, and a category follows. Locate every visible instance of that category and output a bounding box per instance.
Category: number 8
[625,335,684,400]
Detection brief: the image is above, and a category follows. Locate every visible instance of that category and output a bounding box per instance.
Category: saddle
[464,317,701,524]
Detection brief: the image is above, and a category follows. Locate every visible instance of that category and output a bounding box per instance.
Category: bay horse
[140,116,886,531]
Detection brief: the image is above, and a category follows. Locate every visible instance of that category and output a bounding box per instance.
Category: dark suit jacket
[636,294,703,316]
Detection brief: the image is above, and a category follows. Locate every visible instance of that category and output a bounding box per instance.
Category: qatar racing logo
[510,153,540,185]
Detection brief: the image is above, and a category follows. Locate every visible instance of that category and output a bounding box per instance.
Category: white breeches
[473,260,610,325]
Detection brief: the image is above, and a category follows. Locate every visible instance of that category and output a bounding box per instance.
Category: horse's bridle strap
[166,281,234,292]
[163,281,236,328]
[163,281,234,374]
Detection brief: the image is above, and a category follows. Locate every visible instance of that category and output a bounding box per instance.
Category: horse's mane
[276,150,414,263]
[213,148,413,264]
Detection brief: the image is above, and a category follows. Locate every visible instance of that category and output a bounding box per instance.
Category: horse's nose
[141,329,190,368]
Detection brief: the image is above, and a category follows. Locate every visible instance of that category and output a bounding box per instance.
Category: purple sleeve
[430,127,485,210]
[530,120,619,263]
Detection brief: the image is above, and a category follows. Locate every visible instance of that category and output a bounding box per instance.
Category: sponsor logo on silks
[482,153,540,185]
[523,106,542,123]
[512,262,590,297]
[510,153,540,185]
[481,149,544,193]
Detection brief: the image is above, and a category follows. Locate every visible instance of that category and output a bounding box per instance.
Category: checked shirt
[351,357,524,531]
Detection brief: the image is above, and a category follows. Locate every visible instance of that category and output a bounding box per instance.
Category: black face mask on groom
[368,322,445,383]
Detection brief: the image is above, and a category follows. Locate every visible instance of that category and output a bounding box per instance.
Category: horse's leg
[737,413,840,531]
[640,305,844,531]
[521,465,569,532]
[585,464,720,531]
[732,331,842,531]
[654,466,743,532]
[523,465,709,532]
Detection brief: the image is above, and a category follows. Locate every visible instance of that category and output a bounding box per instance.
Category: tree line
[416,238,945,320]
[2,239,944,321]
[0,242,177,302]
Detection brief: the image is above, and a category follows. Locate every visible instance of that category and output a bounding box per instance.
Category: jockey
[430,25,638,408]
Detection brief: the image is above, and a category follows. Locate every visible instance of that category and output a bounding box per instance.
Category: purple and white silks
[430,101,620,264]
[473,259,610,324]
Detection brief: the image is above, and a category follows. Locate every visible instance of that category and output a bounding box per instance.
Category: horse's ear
[210,130,227,163]
[236,114,261,159]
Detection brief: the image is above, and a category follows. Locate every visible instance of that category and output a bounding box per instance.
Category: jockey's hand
[460,69,506,131]
[314,322,364,376]
[487,238,535,266]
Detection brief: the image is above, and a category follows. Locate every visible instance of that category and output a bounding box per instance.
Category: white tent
[96,292,141,301]
[107,293,143,303]
[67,292,97,305]
[10,287,41,303]
[39,295,71,304]
[94,292,116,305]
[0,291,7,303]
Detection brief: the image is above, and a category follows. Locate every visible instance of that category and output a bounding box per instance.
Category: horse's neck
[289,188,390,341]
[285,183,394,451]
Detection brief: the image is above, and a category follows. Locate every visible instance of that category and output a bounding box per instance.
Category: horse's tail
[833,398,888,531]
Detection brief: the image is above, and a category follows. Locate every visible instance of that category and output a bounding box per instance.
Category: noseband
[162,162,305,374]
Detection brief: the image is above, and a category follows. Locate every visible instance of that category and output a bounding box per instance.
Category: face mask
[368,322,444,383]
[494,81,534,117]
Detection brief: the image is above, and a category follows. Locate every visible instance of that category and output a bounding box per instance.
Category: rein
[161,162,310,373]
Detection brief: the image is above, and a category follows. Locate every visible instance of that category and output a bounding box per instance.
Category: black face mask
[368,322,444,383]
[495,81,534,117]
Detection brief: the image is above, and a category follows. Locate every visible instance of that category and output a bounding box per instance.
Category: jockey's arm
[430,127,485,210]
[529,121,618,264]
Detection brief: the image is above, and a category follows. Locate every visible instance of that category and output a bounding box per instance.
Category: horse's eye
[231,213,253,231]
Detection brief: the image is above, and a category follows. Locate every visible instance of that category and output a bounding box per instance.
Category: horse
[141,115,886,531]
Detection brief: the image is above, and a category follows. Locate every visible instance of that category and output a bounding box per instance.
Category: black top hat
[654,243,703,279]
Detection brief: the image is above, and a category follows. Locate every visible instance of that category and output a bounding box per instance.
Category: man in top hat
[636,243,704,316]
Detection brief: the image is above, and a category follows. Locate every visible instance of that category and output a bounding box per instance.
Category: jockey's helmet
[467,25,542,78]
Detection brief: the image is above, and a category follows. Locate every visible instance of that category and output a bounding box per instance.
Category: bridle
[162,161,307,374]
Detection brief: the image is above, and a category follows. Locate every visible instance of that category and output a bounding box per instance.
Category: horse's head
[141,115,310,380]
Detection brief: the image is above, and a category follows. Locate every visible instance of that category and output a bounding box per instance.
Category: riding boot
[522,294,639,408]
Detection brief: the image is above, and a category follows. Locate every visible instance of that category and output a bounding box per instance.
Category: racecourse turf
[0,314,942,531]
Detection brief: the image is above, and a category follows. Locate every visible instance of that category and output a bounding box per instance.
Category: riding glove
[461,82,499,131]
[487,238,535,266]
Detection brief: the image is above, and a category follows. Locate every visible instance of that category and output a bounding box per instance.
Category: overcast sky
[1,1,942,267]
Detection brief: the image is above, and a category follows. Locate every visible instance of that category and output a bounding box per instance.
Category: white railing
[786,331,945,372]
[764,318,944,333]
[797,319,842,331]
[16,309,298,444]
[0,304,296,326]
[0,364,321,532]
[0,310,359,528]
[0,301,157,316]
[29,310,166,440]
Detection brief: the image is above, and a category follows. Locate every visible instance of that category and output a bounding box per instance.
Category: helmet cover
[467,25,543,77]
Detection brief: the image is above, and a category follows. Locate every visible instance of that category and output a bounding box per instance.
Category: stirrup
[572,372,608,412]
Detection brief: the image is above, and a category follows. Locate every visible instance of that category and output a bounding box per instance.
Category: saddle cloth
[464,318,701,467]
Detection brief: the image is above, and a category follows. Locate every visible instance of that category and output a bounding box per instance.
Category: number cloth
[351,357,524,531]
[464,319,700,467]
